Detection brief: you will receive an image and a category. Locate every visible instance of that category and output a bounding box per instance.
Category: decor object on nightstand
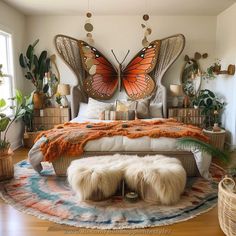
[170,84,183,107]
[57,84,70,108]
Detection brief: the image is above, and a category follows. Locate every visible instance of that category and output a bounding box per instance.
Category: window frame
[0,29,14,116]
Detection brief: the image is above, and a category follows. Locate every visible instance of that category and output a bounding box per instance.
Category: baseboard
[11,140,23,151]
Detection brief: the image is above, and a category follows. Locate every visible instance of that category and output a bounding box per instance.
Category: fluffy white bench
[67,154,186,205]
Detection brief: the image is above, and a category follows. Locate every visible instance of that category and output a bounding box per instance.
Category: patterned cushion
[116,99,150,119]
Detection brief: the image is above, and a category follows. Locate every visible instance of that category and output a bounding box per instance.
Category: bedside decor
[0,159,224,229]
[57,84,70,108]
[203,129,226,150]
[170,84,183,107]
[191,89,225,128]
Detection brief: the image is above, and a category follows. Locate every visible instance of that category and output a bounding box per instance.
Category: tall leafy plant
[0,90,33,150]
[19,39,50,93]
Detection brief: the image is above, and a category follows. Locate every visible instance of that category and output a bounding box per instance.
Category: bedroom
[0,0,236,235]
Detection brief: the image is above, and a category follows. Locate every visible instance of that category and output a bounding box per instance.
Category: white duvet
[28,117,212,179]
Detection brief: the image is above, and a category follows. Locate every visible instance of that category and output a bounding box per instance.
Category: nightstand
[203,129,226,150]
[168,107,205,127]
[33,107,71,130]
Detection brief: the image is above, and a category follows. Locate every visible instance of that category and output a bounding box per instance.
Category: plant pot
[0,149,14,181]
[213,65,221,73]
[33,92,44,109]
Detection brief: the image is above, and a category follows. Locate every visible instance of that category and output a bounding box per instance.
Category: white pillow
[78,102,88,117]
[86,98,113,119]
[150,103,163,118]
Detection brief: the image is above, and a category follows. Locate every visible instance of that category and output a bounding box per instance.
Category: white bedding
[28,116,212,179]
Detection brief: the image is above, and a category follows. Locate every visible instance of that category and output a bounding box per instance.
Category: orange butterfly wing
[123,40,161,100]
[78,41,118,100]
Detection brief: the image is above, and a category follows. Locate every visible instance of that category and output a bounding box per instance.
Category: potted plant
[19,39,51,109]
[191,89,225,129]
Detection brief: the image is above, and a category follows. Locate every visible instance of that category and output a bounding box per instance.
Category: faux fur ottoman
[124,155,187,205]
[67,155,128,201]
[68,154,186,204]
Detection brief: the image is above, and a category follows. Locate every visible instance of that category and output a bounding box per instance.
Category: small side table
[203,129,226,150]
[0,150,14,181]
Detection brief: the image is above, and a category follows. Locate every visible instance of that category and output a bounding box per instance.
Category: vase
[33,92,44,109]
[213,123,221,132]
[183,96,190,108]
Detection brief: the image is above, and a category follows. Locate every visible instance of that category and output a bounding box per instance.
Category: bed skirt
[51,151,199,177]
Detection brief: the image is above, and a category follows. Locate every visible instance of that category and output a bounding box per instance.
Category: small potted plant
[192,89,225,129]
[19,39,51,109]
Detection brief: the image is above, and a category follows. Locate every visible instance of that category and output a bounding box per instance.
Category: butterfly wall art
[55,35,161,100]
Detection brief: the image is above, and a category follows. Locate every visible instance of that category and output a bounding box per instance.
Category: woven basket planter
[218,177,236,236]
[0,151,14,181]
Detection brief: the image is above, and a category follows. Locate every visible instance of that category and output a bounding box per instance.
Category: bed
[28,34,212,179]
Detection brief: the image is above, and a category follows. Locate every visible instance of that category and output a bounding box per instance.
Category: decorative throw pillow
[150,103,163,118]
[78,102,88,117]
[135,98,151,119]
[116,99,150,119]
[86,98,113,119]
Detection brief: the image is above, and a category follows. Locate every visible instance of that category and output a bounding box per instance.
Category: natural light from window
[0,30,14,115]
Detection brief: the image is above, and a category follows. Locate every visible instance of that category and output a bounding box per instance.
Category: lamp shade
[170,84,183,96]
[57,84,70,96]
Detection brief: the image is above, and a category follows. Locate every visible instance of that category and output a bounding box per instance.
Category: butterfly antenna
[111,49,120,65]
[121,50,130,64]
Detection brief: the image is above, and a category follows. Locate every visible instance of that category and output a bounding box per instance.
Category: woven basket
[0,153,14,181]
[218,177,236,236]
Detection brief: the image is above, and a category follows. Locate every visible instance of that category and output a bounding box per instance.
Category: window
[0,30,14,115]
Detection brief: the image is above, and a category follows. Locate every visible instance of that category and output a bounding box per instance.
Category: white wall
[25,15,216,92]
[202,3,236,148]
[0,1,26,149]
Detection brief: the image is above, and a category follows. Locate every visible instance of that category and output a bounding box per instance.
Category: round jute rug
[0,160,224,229]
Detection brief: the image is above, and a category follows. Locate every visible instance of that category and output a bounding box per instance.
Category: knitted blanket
[35,119,208,162]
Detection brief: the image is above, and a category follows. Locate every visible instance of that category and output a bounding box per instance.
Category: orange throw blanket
[35,119,209,162]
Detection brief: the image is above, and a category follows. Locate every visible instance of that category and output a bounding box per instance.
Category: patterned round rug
[0,160,224,229]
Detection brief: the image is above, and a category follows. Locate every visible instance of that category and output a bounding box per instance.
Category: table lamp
[57,84,70,107]
[170,84,183,107]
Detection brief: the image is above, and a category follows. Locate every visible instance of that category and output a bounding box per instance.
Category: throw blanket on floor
[35,119,208,162]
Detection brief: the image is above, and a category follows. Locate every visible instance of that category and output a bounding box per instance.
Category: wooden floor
[0,148,225,236]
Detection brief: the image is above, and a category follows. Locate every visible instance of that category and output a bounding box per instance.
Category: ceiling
[3,0,236,16]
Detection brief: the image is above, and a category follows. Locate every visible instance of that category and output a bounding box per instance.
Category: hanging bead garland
[141,0,152,47]
[141,13,152,47]
[84,0,94,45]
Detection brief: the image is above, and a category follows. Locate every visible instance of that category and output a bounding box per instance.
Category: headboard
[55,34,185,119]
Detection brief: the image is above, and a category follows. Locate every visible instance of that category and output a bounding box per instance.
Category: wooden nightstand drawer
[168,108,205,127]
[33,108,71,130]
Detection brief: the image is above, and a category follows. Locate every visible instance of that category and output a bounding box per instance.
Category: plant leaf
[176,137,229,163]
[0,98,6,108]
[0,117,10,132]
